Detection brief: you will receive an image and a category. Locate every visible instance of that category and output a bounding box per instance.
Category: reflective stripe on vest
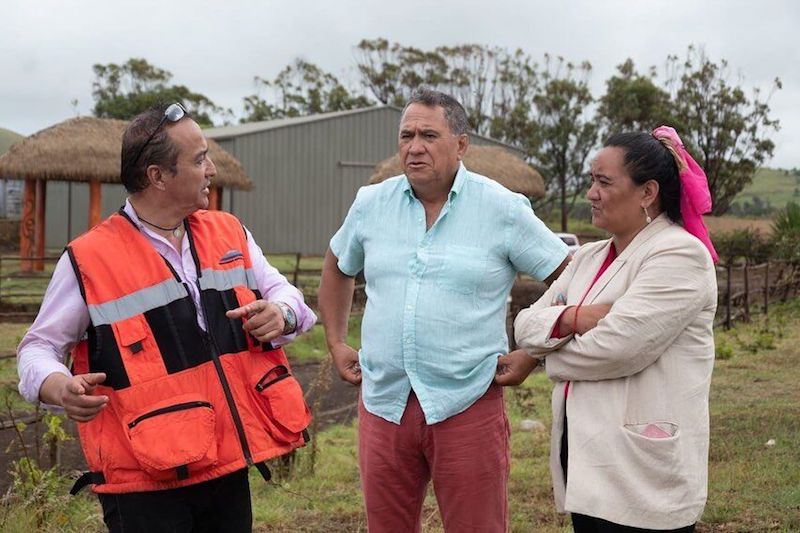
[198,266,259,292]
[88,278,189,326]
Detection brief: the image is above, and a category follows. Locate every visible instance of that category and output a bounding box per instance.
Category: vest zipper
[199,309,255,466]
[128,401,212,429]
[182,223,255,468]
[256,368,291,392]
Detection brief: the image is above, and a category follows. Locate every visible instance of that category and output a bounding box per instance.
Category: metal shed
[206,105,530,255]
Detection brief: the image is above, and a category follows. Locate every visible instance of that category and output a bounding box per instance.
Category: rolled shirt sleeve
[506,195,569,281]
[245,228,317,345]
[330,187,366,276]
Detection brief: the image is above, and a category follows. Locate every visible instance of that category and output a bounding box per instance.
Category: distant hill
[731,167,800,217]
[0,127,23,155]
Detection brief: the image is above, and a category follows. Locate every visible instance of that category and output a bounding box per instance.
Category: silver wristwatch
[275,302,297,335]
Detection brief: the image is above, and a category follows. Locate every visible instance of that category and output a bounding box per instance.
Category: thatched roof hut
[0,117,253,190]
[0,117,252,273]
[369,145,545,199]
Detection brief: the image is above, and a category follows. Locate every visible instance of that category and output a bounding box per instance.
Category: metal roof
[205,105,526,156]
[205,106,402,140]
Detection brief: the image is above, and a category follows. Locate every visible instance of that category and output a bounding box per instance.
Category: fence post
[743,263,750,322]
[764,262,770,316]
[725,263,732,330]
[292,253,301,287]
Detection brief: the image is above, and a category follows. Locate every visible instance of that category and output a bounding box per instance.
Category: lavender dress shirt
[17,200,316,404]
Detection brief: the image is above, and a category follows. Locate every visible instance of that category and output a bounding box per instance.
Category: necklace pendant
[172,227,183,239]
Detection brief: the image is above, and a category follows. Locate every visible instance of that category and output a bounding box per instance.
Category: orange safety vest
[67,209,311,494]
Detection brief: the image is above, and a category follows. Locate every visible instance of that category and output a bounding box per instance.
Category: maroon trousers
[358,385,510,532]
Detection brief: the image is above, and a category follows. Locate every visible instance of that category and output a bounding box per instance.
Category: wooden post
[743,262,750,323]
[34,179,46,271]
[292,253,301,287]
[725,263,732,330]
[764,262,770,316]
[207,186,219,210]
[19,179,36,272]
[88,181,102,229]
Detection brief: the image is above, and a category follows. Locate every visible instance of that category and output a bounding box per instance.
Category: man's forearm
[318,249,356,349]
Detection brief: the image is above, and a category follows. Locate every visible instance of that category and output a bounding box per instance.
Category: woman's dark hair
[604,132,683,223]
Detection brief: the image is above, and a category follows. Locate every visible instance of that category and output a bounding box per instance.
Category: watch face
[280,303,297,334]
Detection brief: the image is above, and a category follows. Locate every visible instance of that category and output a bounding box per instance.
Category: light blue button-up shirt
[331,164,568,424]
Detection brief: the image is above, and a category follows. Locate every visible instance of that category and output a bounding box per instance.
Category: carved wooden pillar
[34,179,46,271]
[89,181,102,229]
[207,186,219,211]
[19,179,35,272]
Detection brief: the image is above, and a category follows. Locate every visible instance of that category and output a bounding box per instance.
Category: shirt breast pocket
[434,245,488,296]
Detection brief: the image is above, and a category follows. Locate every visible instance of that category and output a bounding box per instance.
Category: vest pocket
[254,365,311,443]
[125,393,218,480]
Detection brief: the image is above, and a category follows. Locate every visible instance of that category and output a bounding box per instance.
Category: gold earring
[643,206,652,224]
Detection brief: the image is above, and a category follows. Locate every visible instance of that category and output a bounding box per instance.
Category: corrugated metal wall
[220,107,522,255]
[45,182,127,248]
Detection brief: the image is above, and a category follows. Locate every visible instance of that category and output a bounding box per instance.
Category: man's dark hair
[120,103,190,193]
[402,88,470,135]
[604,132,683,223]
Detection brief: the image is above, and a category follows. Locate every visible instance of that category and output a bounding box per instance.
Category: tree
[597,59,674,136]
[666,46,781,215]
[355,39,512,136]
[241,59,372,122]
[92,58,225,127]
[531,57,598,230]
[355,38,448,109]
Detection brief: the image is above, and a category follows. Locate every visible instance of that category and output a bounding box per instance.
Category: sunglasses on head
[131,102,187,165]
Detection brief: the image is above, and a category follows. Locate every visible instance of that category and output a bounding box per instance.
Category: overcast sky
[2,0,797,168]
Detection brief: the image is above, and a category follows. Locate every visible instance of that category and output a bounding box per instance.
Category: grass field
[732,167,800,212]
[2,299,799,531]
[0,127,23,155]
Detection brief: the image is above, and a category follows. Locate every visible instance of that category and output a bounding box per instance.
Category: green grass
[0,254,59,305]
[2,273,799,531]
[704,302,800,531]
[283,315,362,364]
[0,323,30,411]
[732,167,800,212]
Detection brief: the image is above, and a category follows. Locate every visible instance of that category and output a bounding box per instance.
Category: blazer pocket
[622,422,679,481]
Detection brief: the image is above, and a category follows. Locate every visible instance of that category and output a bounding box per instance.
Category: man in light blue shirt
[318,88,569,532]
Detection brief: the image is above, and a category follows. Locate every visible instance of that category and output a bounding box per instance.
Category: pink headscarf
[652,126,719,263]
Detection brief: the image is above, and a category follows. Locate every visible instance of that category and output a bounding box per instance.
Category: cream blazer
[514,214,717,529]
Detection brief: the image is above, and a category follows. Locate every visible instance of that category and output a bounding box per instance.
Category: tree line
[90,40,781,228]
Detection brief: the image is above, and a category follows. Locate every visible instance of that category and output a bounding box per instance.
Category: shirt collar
[402,162,468,201]
[123,198,188,251]
[123,198,145,229]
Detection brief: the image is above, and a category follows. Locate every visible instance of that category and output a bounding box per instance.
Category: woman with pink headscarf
[508,127,718,531]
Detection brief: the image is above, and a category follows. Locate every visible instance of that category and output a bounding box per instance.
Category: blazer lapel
[583,215,673,304]
[570,240,612,304]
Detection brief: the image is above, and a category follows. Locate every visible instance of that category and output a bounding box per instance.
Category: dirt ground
[0,360,358,493]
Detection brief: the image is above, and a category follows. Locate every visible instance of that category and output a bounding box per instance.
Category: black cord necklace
[137,214,184,238]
